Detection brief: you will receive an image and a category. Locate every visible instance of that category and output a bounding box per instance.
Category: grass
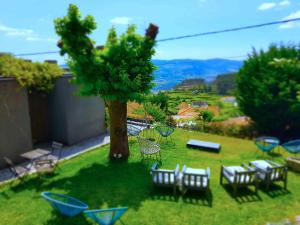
[0,129,299,225]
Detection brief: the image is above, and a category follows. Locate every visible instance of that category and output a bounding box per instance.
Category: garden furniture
[186,139,221,152]
[254,136,280,154]
[33,141,63,171]
[127,124,142,138]
[286,157,300,172]
[20,148,51,169]
[137,136,161,160]
[3,157,28,178]
[84,207,128,225]
[282,139,300,155]
[155,125,175,143]
[41,192,88,217]
[220,164,258,197]
[249,160,288,191]
[150,161,180,194]
[181,165,210,196]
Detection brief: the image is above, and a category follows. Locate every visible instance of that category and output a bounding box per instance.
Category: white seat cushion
[152,171,175,185]
[223,166,251,184]
[251,160,273,171]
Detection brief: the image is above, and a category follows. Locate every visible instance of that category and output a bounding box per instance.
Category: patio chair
[181,165,210,196]
[254,136,280,154]
[127,124,142,139]
[41,192,88,217]
[137,136,161,161]
[84,207,128,225]
[249,160,288,191]
[34,141,63,170]
[155,125,175,143]
[282,139,300,155]
[220,164,258,197]
[3,157,28,178]
[150,161,180,194]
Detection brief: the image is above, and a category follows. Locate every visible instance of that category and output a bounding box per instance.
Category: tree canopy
[54,4,157,102]
[236,44,300,140]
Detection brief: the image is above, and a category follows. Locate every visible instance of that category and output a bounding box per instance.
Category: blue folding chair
[254,136,280,154]
[84,207,128,225]
[41,192,88,217]
[282,139,300,155]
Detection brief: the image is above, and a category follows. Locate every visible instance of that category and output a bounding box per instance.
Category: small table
[187,139,221,152]
[21,149,51,168]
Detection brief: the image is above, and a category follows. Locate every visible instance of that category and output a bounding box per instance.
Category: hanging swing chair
[282,139,300,155]
[84,207,128,225]
[41,192,89,217]
[254,136,280,154]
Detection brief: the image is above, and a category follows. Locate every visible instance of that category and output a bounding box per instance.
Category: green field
[0,129,299,225]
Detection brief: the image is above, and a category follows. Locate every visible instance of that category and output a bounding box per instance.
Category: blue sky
[0,0,300,64]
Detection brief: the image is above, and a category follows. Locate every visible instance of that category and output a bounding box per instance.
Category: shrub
[0,54,63,92]
[237,44,300,140]
[199,110,214,122]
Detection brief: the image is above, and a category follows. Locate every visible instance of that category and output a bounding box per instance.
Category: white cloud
[279,11,300,29]
[279,0,291,6]
[258,2,277,10]
[110,17,132,25]
[0,24,33,37]
[0,23,56,42]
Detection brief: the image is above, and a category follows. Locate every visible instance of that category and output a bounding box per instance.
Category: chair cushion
[223,166,251,183]
[152,171,175,185]
[251,160,273,171]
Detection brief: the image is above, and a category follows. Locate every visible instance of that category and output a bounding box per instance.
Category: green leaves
[54,4,157,102]
[0,54,63,92]
[237,44,300,139]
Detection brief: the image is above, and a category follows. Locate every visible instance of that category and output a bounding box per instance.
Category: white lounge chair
[249,160,288,191]
[181,165,210,196]
[220,164,258,197]
[150,162,180,194]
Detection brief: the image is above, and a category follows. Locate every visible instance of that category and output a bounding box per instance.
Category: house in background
[191,101,208,108]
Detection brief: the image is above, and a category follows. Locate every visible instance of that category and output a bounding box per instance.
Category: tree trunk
[107,100,129,160]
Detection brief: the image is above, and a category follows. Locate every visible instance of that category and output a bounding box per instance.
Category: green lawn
[0,129,299,225]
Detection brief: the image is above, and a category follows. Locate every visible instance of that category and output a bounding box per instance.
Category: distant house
[191,101,208,108]
[221,96,238,106]
[178,102,189,110]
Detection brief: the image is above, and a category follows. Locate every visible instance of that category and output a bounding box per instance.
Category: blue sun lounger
[187,139,221,152]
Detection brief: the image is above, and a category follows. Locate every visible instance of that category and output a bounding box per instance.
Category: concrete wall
[50,75,106,145]
[0,77,33,169]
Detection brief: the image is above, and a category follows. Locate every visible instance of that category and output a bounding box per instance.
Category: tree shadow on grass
[3,161,151,225]
[182,189,213,207]
[221,184,262,204]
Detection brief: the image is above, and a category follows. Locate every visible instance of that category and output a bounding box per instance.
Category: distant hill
[61,58,243,91]
[174,78,205,90]
[153,59,243,91]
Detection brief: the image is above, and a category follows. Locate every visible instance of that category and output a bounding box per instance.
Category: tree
[54,4,158,159]
[148,92,169,112]
[236,44,300,140]
[199,110,214,122]
[212,72,237,95]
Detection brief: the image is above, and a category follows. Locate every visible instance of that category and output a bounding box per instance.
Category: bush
[237,44,300,140]
[187,121,256,139]
[143,102,166,123]
[199,110,214,122]
[0,54,63,92]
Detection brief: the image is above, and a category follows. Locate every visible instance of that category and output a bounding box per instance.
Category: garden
[1,129,300,225]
